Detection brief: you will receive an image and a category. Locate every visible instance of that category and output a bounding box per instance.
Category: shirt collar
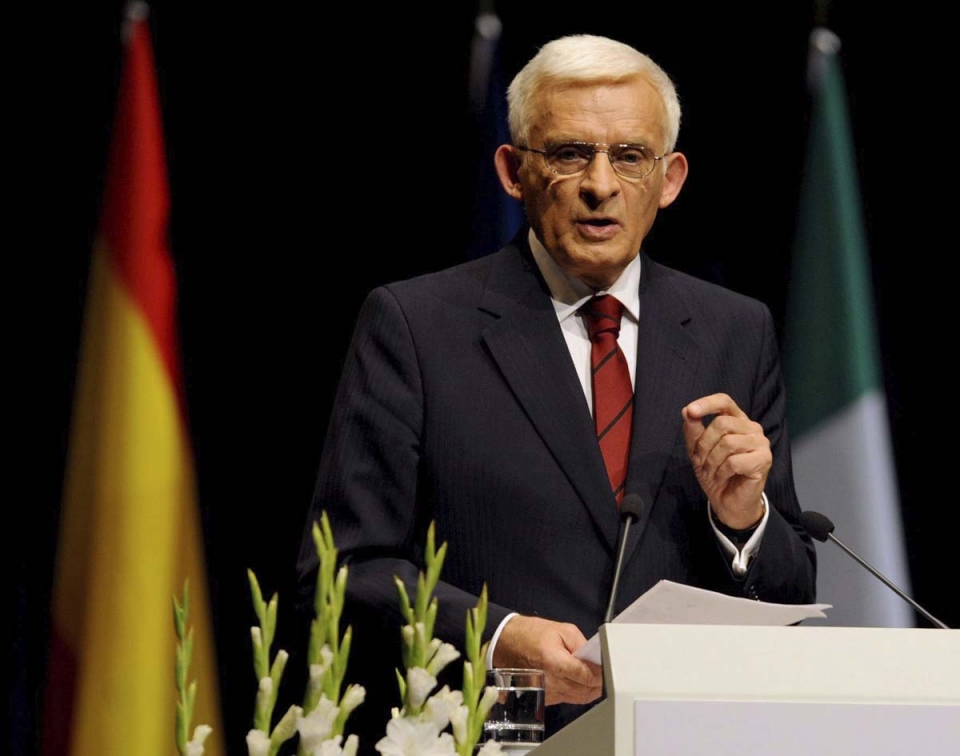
[528,228,642,324]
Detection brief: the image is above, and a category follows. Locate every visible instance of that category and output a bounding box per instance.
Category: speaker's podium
[532,623,960,755]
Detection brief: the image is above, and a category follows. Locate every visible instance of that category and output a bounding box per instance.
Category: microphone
[604,493,646,623]
[798,510,949,629]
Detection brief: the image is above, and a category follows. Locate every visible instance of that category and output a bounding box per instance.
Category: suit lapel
[622,255,700,560]
[478,238,621,553]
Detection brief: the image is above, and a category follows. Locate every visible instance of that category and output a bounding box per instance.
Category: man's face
[497,76,688,290]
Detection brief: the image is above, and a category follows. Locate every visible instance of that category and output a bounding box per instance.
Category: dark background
[17,2,958,754]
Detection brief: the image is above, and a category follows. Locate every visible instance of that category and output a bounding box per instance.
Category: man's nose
[579,150,620,204]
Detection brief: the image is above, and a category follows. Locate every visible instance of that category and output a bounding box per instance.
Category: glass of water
[482,668,545,749]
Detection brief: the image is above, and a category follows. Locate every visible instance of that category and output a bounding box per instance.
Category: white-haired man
[298,34,815,752]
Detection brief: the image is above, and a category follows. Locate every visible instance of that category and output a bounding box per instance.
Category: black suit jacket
[297,233,816,750]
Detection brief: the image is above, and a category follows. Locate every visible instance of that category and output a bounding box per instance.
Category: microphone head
[799,510,835,542]
[620,493,645,522]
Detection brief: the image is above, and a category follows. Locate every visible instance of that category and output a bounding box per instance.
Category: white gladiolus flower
[340,683,366,717]
[273,704,304,741]
[320,643,334,665]
[313,735,344,756]
[301,733,355,756]
[307,645,335,701]
[185,724,212,756]
[426,642,460,676]
[254,676,274,725]
[315,644,334,675]
[250,627,264,664]
[342,734,360,756]
[422,686,462,731]
[245,729,270,756]
[299,728,360,756]
[307,666,324,700]
[298,695,340,748]
[405,667,437,711]
[375,717,456,756]
[477,685,500,719]
[448,703,469,744]
[476,741,504,755]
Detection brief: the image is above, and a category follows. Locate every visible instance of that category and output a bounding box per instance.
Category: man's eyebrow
[543,137,656,154]
[538,134,582,145]
[542,136,653,147]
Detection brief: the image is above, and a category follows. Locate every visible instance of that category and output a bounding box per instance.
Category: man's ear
[658,151,689,209]
[494,144,524,200]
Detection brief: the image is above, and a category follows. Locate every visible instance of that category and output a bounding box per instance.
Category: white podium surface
[532,624,960,756]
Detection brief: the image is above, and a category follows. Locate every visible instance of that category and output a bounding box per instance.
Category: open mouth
[577,218,620,239]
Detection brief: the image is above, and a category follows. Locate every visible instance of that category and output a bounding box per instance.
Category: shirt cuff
[485,612,520,669]
[708,492,769,577]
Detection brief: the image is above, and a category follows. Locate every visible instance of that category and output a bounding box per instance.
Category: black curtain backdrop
[18,2,958,754]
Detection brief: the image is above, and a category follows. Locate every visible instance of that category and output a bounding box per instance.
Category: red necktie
[583,295,634,505]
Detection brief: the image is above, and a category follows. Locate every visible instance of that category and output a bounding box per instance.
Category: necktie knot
[583,295,624,342]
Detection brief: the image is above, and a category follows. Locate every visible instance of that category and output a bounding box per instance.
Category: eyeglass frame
[515,141,667,180]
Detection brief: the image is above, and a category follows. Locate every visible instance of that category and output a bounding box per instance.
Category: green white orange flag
[785,28,912,627]
[43,4,226,753]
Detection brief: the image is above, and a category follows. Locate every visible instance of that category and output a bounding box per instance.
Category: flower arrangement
[377,522,501,756]
[174,514,501,755]
[244,568,304,755]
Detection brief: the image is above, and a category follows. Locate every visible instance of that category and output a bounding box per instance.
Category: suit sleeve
[296,285,512,649]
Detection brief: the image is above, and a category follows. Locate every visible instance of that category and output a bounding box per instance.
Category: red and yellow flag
[43,5,225,754]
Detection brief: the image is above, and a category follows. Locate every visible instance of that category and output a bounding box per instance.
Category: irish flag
[785,28,912,627]
[43,4,226,753]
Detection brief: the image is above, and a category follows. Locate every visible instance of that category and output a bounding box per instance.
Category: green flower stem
[457,585,494,756]
[302,510,364,746]
[304,514,354,716]
[173,580,200,756]
[247,570,288,736]
[394,521,461,718]
[268,704,303,756]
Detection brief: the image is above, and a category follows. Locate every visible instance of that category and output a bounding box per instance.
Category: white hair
[506,34,682,153]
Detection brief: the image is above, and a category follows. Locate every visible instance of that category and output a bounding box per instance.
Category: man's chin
[567,254,628,290]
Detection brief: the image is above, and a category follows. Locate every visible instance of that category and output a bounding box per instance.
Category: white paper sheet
[574,580,831,665]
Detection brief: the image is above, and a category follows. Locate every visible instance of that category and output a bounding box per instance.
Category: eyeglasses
[517,141,665,180]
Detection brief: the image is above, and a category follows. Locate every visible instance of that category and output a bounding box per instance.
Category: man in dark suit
[297,33,816,751]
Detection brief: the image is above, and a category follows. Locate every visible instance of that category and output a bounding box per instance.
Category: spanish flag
[43,4,225,754]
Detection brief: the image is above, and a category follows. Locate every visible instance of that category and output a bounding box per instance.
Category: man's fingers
[681,395,770,528]
[681,410,703,457]
[543,661,603,705]
[494,616,603,706]
[542,634,603,706]
[698,419,768,474]
[683,392,748,422]
[714,448,771,486]
[547,644,602,687]
[682,394,745,461]
[545,680,603,706]
[496,616,584,667]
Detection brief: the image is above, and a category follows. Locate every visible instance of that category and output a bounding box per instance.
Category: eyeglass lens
[545,143,656,179]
